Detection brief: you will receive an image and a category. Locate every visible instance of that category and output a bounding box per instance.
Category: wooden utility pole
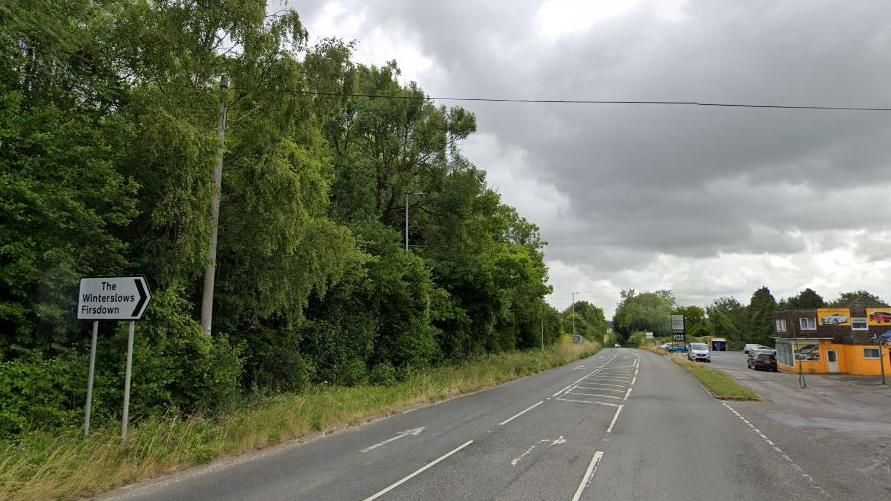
[200,76,228,334]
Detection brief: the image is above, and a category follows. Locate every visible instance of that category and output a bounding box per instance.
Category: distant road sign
[78,276,151,320]
[671,315,685,333]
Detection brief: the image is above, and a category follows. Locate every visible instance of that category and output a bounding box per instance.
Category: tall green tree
[613,289,675,342]
[747,287,776,347]
[777,288,825,310]
[706,297,747,346]
[828,290,888,308]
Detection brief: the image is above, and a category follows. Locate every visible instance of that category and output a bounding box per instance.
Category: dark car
[747,351,777,371]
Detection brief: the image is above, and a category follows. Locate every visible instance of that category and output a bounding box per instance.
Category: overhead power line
[295,90,891,112]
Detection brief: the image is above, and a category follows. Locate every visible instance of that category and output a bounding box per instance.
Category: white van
[744,343,775,355]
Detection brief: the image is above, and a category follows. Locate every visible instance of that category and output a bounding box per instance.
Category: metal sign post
[77,276,151,445]
[121,321,135,444]
[83,320,98,438]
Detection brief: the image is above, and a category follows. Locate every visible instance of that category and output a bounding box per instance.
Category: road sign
[671,315,685,333]
[645,332,654,339]
[78,276,152,321]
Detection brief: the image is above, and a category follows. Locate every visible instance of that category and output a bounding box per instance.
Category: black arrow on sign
[132,278,148,317]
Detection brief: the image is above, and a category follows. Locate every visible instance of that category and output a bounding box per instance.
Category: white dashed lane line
[721,402,828,498]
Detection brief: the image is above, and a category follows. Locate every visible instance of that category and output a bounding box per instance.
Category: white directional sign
[78,276,152,320]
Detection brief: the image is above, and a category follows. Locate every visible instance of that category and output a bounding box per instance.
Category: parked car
[666,344,687,353]
[614,343,621,348]
[660,343,672,351]
[687,342,711,362]
[747,351,777,371]
[821,314,848,325]
[744,344,775,355]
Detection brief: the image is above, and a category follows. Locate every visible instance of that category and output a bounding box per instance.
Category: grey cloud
[300,0,891,303]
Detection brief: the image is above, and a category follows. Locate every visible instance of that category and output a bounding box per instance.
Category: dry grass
[0,337,599,500]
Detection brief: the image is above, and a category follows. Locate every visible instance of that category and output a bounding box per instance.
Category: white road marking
[586,377,632,382]
[721,402,829,498]
[359,427,425,453]
[361,440,474,501]
[510,436,567,466]
[624,388,633,400]
[606,405,624,433]
[570,391,624,400]
[552,384,574,397]
[555,397,621,408]
[571,450,604,501]
[630,376,637,386]
[498,400,544,426]
[573,386,624,393]
[575,382,626,389]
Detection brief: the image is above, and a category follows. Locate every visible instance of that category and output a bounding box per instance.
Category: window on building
[864,348,881,359]
[775,319,787,332]
[777,343,794,367]
[852,317,868,330]
[799,317,816,330]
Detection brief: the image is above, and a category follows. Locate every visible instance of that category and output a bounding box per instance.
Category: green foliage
[746,287,776,347]
[369,362,397,386]
[0,0,603,443]
[613,289,675,342]
[828,290,888,308]
[777,288,826,310]
[562,301,608,341]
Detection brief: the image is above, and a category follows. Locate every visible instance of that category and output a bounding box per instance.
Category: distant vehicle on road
[744,344,775,355]
[869,311,891,323]
[821,314,848,325]
[614,343,621,348]
[660,343,672,351]
[687,343,711,362]
[747,351,777,371]
[666,344,688,353]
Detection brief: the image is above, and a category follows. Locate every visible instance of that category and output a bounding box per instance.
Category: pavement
[709,350,891,499]
[102,348,853,501]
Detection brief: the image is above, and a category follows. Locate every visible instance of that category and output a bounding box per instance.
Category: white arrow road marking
[571,450,604,501]
[510,436,567,466]
[360,427,425,453]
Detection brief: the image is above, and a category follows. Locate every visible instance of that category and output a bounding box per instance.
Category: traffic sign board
[78,276,152,320]
[671,315,685,333]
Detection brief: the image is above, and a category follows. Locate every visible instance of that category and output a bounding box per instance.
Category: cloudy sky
[285,0,891,315]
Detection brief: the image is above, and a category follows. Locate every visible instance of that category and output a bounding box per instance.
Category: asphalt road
[105,349,828,501]
[709,350,891,499]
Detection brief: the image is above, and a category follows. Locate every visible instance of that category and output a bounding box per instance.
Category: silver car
[687,342,711,362]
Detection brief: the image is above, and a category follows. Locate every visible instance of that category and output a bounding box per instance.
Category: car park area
[707,350,891,498]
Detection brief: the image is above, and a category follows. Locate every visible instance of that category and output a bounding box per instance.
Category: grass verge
[668,355,760,401]
[0,337,598,500]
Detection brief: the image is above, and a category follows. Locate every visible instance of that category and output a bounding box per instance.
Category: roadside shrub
[336,357,368,386]
[369,362,397,386]
[0,352,86,438]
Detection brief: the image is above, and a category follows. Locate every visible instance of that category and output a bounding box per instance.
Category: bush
[0,352,86,439]
[336,358,368,386]
[369,362,397,386]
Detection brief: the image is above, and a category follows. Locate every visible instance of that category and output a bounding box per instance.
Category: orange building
[773,300,891,376]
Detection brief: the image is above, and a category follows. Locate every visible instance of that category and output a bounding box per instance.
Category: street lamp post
[404,192,426,251]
